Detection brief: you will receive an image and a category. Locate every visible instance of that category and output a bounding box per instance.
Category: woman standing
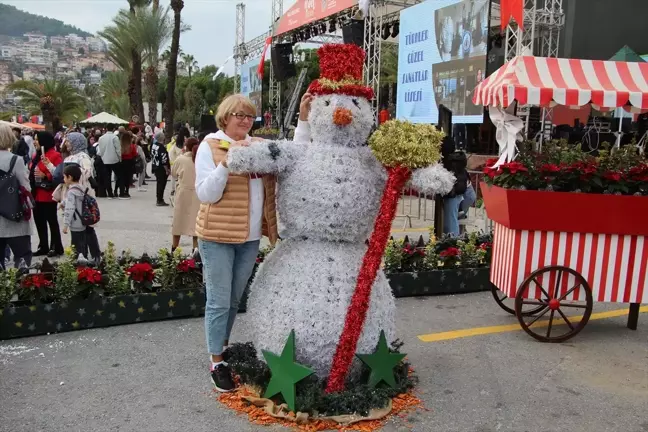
[151,131,170,207]
[31,131,64,257]
[135,137,148,192]
[194,94,278,392]
[171,137,200,253]
[168,126,190,202]
[0,124,32,269]
[61,132,95,198]
[117,131,137,199]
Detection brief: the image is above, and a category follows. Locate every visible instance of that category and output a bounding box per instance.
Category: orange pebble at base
[217,387,424,432]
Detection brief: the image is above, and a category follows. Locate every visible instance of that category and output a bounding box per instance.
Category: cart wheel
[490,283,545,316]
[515,266,593,343]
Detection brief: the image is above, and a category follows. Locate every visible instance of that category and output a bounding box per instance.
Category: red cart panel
[491,222,648,304]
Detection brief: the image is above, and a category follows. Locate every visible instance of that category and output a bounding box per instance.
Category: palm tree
[99,15,133,74]
[164,0,184,138]
[84,84,103,115]
[129,4,172,125]
[181,53,198,79]
[101,71,130,119]
[128,0,151,122]
[9,79,86,130]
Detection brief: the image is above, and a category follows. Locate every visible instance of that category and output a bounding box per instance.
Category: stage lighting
[391,21,399,37]
[320,23,327,34]
[304,28,311,39]
[292,34,298,44]
[329,19,337,32]
[312,26,319,36]
[381,23,391,40]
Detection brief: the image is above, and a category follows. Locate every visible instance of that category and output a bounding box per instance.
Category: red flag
[257,37,272,80]
[501,0,524,31]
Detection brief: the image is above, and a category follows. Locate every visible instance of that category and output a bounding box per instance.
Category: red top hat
[308,44,374,100]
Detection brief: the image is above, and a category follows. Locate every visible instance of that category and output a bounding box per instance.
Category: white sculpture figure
[227,45,455,378]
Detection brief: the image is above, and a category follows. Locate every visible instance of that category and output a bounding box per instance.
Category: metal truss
[364,2,384,121]
[269,0,283,129]
[234,3,246,92]
[503,0,564,142]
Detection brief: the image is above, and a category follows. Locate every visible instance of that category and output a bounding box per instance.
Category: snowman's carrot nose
[333,107,353,126]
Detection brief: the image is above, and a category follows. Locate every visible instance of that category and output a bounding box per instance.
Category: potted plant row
[384,230,493,297]
[481,140,648,235]
[1,231,494,339]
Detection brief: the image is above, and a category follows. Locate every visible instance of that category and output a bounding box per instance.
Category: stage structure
[232,0,562,132]
[503,0,564,140]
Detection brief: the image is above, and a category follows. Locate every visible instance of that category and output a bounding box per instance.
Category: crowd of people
[0,119,204,269]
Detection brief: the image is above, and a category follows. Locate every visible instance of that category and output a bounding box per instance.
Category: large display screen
[397,0,489,124]
[240,58,263,121]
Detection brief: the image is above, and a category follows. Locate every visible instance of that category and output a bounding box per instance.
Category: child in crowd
[62,165,101,262]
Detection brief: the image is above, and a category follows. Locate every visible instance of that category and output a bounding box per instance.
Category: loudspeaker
[200,114,217,133]
[342,20,364,47]
[271,43,296,81]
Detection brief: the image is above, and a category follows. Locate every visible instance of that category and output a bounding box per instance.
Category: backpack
[75,188,100,226]
[0,155,24,222]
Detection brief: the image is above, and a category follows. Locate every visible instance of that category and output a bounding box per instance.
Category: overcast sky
[3,0,297,74]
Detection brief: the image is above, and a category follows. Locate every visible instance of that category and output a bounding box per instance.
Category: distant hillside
[0,4,92,38]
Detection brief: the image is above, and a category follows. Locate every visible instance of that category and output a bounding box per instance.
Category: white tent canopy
[0,120,26,129]
[80,112,129,125]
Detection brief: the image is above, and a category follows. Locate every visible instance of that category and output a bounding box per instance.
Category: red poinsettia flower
[501,161,528,174]
[483,166,500,179]
[478,242,492,251]
[77,267,102,284]
[126,262,155,282]
[602,171,622,182]
[176,259,197,273]
[21,274,52,289]
[539,163,561,173]
[439,247,461,258]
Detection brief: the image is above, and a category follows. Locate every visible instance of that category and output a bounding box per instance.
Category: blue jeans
[460,184,477,214]
[443,196,463,236]
[199,239,260,355]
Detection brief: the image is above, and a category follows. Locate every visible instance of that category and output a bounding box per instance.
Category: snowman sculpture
[227,44,455,379]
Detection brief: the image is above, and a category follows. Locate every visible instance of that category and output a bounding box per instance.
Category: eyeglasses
[230,112,255,121]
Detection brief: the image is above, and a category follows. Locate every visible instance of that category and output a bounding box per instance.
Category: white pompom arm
[227,140,297,174]
[408,164,456,196]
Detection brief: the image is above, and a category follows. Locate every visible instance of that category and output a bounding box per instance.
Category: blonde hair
[215,94,256,130]
[0,124,16,151]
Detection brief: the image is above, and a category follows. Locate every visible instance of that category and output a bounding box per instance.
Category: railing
[393,170,492,233]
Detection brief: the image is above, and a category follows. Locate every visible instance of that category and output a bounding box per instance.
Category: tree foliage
[0,4,92,37]
[8,79,86,124]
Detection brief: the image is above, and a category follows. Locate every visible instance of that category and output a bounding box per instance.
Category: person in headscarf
[30,131,64,257]
[57,132,96,203]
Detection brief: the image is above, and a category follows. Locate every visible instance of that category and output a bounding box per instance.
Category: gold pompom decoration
[368,120,445,169]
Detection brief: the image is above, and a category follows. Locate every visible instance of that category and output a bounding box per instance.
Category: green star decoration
[262,330,314,412]
[356,331,406,389]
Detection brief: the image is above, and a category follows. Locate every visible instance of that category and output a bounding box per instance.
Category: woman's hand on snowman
[299,93,313,121]
[230,140,250,148]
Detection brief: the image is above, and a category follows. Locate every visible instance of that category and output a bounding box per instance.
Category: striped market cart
[473,56,648,342]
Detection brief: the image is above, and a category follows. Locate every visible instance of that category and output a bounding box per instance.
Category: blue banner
[240,58,263,120]
[396,0,489,124]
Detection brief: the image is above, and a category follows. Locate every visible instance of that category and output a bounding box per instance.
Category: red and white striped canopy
[473,56,648,111]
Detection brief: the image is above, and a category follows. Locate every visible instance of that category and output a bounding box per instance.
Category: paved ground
[3,181,646,432]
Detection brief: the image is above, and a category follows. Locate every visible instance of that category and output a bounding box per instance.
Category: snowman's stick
[326,165,411,393]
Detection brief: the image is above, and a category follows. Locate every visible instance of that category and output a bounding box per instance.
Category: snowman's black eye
[352,99,360,107]
[325,100,330,106]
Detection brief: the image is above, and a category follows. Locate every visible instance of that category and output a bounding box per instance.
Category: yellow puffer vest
[195,139,278,245]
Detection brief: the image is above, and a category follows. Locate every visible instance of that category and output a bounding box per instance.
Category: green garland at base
[224,341,418,417]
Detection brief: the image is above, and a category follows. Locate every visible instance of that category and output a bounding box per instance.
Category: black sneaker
[156,201,169,207]
[211,363,235,392]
